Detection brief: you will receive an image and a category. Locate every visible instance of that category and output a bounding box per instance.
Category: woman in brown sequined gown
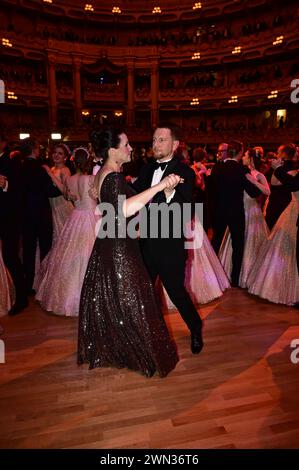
[78,128,179,377]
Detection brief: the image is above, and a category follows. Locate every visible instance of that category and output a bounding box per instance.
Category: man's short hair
[155,122,182,141]
[20,138,39,158]
[228,140,244,158]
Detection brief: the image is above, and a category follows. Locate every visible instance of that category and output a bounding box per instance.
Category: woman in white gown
[219,148,270,288]
[43,144,74,243]
[35,148,98,316]
[247,166,299,306]
[163,216,230,309]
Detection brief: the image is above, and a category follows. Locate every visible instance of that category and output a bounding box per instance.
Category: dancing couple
[78,124,204,378]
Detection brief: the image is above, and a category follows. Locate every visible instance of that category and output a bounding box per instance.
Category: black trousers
[0,216,27,304]
[212,210,245,286]
[22,211,53,291]
[141,240,202,334]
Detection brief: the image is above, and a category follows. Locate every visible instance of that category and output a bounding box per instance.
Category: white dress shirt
[150,159,176,203]
[92,163,101,176]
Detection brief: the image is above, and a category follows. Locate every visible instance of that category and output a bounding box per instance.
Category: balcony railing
[83,83,125,101]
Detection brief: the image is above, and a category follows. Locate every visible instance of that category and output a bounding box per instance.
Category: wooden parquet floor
[0,289,298,449]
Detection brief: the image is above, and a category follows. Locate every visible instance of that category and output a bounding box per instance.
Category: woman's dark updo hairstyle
[90,127,123,163]
[247,147,261,171]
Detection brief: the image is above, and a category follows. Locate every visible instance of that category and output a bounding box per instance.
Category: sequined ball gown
[78,172,179,377]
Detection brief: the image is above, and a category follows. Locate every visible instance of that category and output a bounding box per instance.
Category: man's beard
[154,150,169,160]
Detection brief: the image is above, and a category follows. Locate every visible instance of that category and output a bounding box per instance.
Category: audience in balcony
[23,11,287,49]
[237,64,285,85]
[0,64,47,86]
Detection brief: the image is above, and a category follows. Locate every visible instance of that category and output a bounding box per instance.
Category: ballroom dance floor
[0,289,298,449]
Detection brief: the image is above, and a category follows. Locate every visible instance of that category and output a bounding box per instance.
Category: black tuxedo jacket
[274,166,299,192]
[274,166,299,226]
[22,157,61,219]
[0,151,23,220]
[132,157,195,249]
[208,159,261,223]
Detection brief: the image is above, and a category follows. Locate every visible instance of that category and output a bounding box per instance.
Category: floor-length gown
[78,172,179,377]
[162,217,230,309]
[219,187,269,288]
[247,190,299,306]
[0,242,15,316]
[49,167,74,242]
[35,174,98,316]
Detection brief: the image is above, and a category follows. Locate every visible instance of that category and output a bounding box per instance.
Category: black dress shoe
[8,299,29,316]
[191,331,204,355]
[231,281,239,288]
[27,289,36,296]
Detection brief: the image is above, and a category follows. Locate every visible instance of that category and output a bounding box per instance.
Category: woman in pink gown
[247,169,299,306]
[219,148,270,288]
[162,217,230,309]
[43,144,74,242]
[35,148,98,316]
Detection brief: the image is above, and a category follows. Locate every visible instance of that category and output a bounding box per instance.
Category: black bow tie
[154,161,169,171]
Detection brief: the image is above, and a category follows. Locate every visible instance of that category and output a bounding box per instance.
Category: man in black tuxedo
[272,158,299,274]
[0,134,28,315]
[210,140,261,286]
[133,124,203,354]
[20,138,61,294]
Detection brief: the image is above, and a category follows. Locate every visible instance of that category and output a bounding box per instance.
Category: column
[48,57,57,128]
[127,61,135,127]
[73,56,82,125]
[150,60,159,129]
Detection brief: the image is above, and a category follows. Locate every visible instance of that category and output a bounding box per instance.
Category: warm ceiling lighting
[232,46,242,54]
[273,35,284,46]
[190,98,200,106]
[152,7,162,14]
[85,4,94,12]
[228,95,238,103]
[268,90,278,99]
[7,91,17,100]
[112,6,121,14]
[114,111,123,117]
[82,110,90,116]
[2,38,12,47]
[43,0,53,3]
[193,2,202,9]
[51,133,62,140]
[191,52,201,60]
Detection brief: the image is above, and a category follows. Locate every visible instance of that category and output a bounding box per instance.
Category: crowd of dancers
[0,125,298,376]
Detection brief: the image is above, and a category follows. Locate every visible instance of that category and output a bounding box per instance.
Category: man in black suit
[20,138,61,294]
[0,134,28,315]
[272,158,299,274]
[210,140,261,287]
[265,145,296,230]
[133,124,203,354]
